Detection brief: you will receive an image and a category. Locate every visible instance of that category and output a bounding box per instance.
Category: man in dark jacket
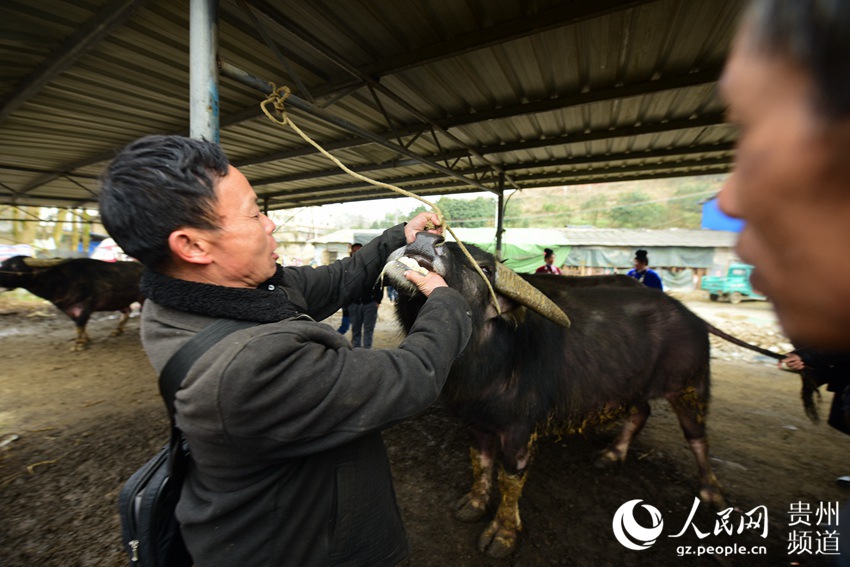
[99,135,473,567]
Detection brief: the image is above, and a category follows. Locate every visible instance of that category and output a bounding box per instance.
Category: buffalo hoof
[453,493,488,523]
[700,483,727,509]
[70,342,88,352]
[477,519,518,558]
[593,448,624,469]
[109,329,124,337]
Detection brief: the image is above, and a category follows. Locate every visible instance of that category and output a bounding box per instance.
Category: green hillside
[503,174,727,229]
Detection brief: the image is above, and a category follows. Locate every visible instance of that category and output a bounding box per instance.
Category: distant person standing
[347,243,382,349]
[535,248,562,275]
[627,249,663,290]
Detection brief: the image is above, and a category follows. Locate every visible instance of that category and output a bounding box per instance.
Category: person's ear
[168,229,214,265]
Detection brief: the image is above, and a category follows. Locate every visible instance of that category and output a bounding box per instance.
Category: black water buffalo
[0,255,144,350]
[382,233,728,558]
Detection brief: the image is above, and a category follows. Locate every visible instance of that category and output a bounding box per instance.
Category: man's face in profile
[718,25,850,347]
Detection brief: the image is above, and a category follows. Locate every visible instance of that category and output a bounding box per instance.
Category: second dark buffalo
[0,255,144,350]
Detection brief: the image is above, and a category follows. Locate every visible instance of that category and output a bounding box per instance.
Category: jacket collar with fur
[140,265,300,323]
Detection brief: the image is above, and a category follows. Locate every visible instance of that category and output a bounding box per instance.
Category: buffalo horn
[22,257,69,268]
[494,263,571,328]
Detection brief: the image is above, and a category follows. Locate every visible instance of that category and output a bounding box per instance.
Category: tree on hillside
[663,185,710,228]
[579,194,609,225]
[401,196,496,228]
[503,196,529,228]
[609,191,666,228]
[369,209,413,229]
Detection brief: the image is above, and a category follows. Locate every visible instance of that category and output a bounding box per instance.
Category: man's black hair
[99,135,230,270]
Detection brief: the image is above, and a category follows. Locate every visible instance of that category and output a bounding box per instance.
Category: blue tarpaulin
[702,198,744,232]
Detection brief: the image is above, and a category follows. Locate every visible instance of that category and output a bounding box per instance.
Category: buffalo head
[0,255,31,291]
[382,232,570,329]
[0,255,71,291]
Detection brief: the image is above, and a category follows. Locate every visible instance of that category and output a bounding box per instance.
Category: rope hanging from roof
[259,84,502,314]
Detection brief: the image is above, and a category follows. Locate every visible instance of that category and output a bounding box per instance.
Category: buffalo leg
[455,428,497,522]
[596,401,651,466]
[72,325,90,351]
[667,387,726,507]
[110,307,132,337]
[478,429,535,558]
[69,310,91,351]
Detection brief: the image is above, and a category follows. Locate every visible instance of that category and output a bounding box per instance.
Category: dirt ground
[1,294,848,567]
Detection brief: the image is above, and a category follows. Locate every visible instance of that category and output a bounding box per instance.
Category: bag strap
[158,318,258,475]
[159,318,258,425]
[160,318,258,468]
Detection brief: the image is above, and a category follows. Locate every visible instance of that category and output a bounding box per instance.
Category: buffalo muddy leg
[72,325,90,351]
[667,387,726,507]
[596,401,651,466]
[110,307,132,337]
[478,429,535,558]
[454,429,497,522]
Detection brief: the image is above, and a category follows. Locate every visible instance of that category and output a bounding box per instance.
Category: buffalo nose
[407,231,444,256]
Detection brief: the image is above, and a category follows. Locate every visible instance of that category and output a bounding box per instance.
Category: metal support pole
[190,0,219,143]
[495,172,505,261]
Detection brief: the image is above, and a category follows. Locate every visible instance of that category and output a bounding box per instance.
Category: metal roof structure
[0,0,743,212]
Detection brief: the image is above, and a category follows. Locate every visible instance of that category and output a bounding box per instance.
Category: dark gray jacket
[139,224,472,566]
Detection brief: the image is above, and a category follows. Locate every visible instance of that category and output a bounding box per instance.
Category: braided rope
[260,85,501,314]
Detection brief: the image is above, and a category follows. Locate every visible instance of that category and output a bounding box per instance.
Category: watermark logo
[612,499,664,550]
[611,497,841,558]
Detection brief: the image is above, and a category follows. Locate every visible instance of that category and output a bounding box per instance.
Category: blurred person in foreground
[718,0,850,350]
[99,135,472,567]
[719,2,850,563]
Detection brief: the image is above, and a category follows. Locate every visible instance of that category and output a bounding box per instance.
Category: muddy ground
[1,293,848,566]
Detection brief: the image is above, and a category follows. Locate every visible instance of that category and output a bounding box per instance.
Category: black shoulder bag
[118,319,256,566]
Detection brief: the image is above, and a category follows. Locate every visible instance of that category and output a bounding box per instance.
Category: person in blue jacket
[627,249,663,290]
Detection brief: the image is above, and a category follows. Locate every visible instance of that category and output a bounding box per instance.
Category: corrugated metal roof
[0,0,744,211]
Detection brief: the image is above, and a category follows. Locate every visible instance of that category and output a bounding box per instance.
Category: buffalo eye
[479,265,493,276]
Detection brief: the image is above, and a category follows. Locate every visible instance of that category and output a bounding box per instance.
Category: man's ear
[168,229,214,265]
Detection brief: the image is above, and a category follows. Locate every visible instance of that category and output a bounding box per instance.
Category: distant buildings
[311,227,740,292]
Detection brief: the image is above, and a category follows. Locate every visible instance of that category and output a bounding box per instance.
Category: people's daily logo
[612,498,839,559]
[612,499,664,550]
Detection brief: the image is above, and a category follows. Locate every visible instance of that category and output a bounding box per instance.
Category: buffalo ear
[498,294,517,314]
[500,304,527,328]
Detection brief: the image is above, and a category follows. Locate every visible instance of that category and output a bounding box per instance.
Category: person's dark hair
[743,0,850,120]
[635,249,649,264]
[99,135,230,270]
[543,247,554,259]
